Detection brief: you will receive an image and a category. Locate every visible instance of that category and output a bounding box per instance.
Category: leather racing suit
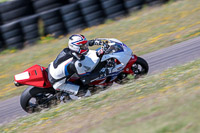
[47,40,101,96]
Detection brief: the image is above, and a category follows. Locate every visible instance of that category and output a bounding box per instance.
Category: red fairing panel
[14,64,52,88]
[123,55,138,74]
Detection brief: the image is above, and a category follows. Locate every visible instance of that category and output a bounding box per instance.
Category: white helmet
[68,34,88,55]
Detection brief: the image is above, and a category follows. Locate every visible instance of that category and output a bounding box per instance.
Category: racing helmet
[68,34,88,55]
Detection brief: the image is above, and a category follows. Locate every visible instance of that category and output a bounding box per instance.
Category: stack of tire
[0,12,2,25]
[1,21,24,49]
[32,0,62,13]
[68,0,79,3]
[124,0,145,12]
[100,0,127,19]
[0,34,3,50]
[40,8,66,37]
[20,15,40,45]
[0,1,32,24]
[145,0,168,6]
[79,0,105,27]
[61,3,86,33]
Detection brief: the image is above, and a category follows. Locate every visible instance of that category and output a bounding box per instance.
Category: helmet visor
[80,43,88,50]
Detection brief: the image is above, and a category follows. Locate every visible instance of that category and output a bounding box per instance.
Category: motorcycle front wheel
[132,57,149,78]
[20,86,57,113]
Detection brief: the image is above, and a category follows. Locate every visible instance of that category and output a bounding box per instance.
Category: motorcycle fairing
[100,40,132,66]
[123,55,138,74]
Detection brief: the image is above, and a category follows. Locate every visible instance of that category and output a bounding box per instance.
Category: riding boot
[69,86,91,100]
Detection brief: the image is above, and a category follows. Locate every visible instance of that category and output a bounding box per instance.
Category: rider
[48,34,104,98]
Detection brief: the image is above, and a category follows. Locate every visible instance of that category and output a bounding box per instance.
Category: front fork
[123,55,138,74]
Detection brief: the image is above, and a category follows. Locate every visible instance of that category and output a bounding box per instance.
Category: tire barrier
[1,21,24,49]
[0,1,33,24]
[0,28,3,50]
[61,3,86,33]
[100,0,127,19]
[0,40,3,50]
[124,0,145,12]
[79,0,105,27]
[32,0,62,13]
[20,15,40,45]
[0,0,169,51]
[68,0,79,3]
[145,0,168,6]
[40,8,66,37]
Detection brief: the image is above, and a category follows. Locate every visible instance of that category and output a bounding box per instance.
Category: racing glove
[88,39,103,46]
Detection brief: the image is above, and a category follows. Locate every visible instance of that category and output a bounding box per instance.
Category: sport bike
[14,38,149,113]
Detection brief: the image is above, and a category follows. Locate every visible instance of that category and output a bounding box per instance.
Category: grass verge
[1,57,200,133]
[0,0,200,100]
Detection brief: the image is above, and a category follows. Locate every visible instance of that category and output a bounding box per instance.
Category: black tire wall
[32,0,62,13]
[0,40,3,50]
[145,0,169,6]
[100,0,127,19]
[124,0,145,12]
[61,3,86,33]
[0,1,33,24]
[79,0,105,27]
[20,15,40,45]
[40,8,66,37]
[0,30,3,50]
[1,21,24,49]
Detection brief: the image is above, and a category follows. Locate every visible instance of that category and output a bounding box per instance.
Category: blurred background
[0,0,169,50]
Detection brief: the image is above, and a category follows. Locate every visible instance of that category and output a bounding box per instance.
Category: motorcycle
[14,38,149,113]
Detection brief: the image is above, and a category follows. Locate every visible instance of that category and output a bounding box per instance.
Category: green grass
[1,57,200,133]
[0,0,200,100]
[0,0,12,3]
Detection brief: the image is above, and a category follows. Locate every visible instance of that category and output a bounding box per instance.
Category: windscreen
[105,42,124,54]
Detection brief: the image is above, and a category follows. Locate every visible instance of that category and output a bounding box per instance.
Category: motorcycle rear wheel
[20,86,57,113]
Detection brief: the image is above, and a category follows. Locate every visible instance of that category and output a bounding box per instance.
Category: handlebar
[96,39,111,57]
[101,41,110,53]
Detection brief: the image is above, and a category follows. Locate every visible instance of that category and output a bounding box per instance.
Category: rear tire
[20,86,56,113]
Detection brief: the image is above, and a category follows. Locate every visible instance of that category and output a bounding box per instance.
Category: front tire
[20,86,56,113]
[132,57,149,78]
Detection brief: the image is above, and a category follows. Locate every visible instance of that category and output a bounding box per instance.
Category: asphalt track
[0,36,200,125]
